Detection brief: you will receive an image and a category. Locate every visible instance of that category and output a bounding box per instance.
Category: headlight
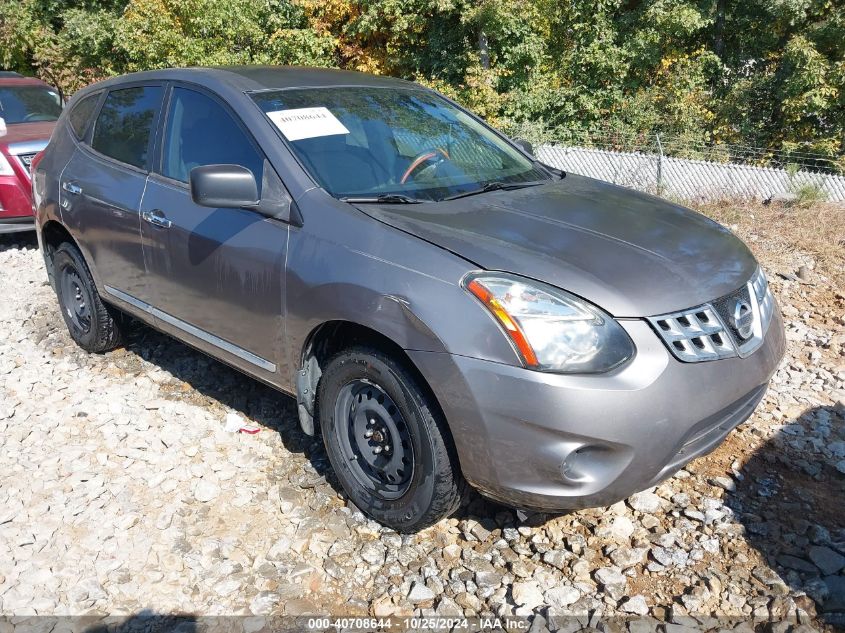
[463,272,635,373]
[751,265,775,329]
[751,266,769,302]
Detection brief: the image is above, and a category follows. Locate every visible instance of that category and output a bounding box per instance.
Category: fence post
[655,133,664,196]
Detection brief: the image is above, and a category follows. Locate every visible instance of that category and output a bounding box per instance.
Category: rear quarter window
[68,92,100,139]
[91,86,164,169]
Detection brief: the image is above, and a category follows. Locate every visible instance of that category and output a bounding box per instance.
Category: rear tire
[318,346,464,532]
[52,242,124,353]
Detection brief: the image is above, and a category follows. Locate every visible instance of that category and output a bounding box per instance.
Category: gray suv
[33,67,785,531]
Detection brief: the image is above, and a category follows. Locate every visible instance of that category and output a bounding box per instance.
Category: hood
[358,174,757,317]
[0,121,55,146]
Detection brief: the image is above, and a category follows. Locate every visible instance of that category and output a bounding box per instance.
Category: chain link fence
[535,133,845,203]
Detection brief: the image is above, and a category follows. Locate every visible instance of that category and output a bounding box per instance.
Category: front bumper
[408,308,785,511]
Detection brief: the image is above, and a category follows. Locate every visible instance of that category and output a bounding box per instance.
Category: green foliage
[112,0,336,70]
[792,181,827,206]
[786,163,828,206]
[0,0,842,164]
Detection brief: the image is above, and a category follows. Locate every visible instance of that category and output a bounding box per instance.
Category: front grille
[16,152,37,174]
[711,285,753,347]
[648,267,775,363]
[650,306,735,362]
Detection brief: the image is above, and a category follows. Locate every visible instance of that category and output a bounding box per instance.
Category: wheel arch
[295,320,452,448]
[39,220,81,290]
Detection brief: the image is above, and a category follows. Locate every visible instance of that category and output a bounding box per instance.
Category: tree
[0,0,841,163]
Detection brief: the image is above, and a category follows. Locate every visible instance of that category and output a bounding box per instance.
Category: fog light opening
[561,443,632,491]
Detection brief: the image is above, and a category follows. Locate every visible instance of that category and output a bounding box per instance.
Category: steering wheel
[401,148,451,184]
[23,113,53,122]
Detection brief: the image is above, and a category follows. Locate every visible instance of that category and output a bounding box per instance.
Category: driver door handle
[62,181,82,195]
[142,209,172,229]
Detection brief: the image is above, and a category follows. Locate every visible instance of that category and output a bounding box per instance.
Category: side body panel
[59,147,152,303]
[138,174,289,382]
[34,122,77,247]
[282,188,520,391]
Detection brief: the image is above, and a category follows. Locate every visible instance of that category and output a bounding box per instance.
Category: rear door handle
[142,209,172,229]
[62,181,82,195]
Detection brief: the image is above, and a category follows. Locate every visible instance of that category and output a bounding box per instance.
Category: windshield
[0,85,62,124]
[251,87,549,202]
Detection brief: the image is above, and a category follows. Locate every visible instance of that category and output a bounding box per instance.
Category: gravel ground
[1,229,843,631]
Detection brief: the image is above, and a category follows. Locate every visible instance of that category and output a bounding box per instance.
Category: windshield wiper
[340,194,426,204]
[542,164,567,179]
[442,180,544,201]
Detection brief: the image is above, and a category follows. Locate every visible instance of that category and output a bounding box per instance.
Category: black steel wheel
[59,266,92,334]
[334,379,415,499]
[52,242,124,353]
[318,346,465,532]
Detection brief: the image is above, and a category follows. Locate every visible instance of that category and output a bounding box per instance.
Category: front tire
[52,242,124,353]
[318,346,464,532]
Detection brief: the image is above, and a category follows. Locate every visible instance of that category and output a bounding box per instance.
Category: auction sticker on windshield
[267,107,350,141]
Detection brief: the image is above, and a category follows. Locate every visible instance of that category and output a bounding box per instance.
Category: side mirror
[513,138,534,156]
[190,164,260,209]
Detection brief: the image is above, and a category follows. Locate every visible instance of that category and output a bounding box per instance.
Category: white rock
[544,585,580,608]
[194,480,220,502]
[224,412,244,433]
[594,566,627,600]
[620,594,649,615]
[249,592,280,615]
[610,546,647,569]
[213,578,241,596]
[598,516,635,541]
[808,545,845,575]
[360,541,386,566]
[511,581,544,609]
[711,476,736,492]
[628,491,662,513]
[408,582,435,603]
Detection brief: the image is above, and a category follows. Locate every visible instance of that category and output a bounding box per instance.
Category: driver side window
[162,87,264,188]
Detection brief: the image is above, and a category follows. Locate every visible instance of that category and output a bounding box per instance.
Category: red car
[0,71,62,234]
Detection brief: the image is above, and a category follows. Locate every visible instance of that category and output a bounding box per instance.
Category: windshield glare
[251,87,548,202]
[0,85,62,124]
